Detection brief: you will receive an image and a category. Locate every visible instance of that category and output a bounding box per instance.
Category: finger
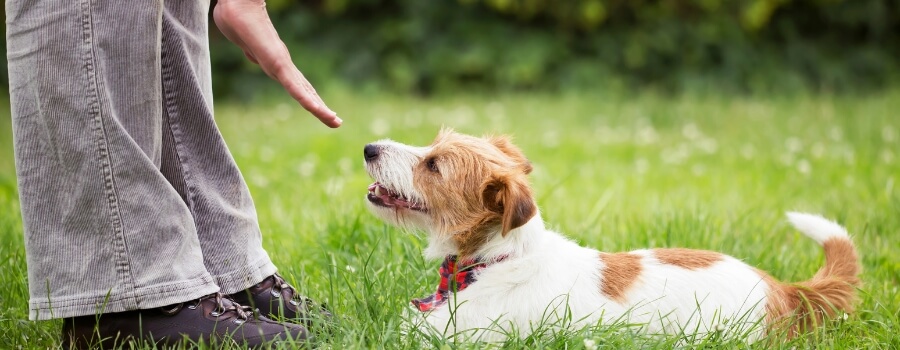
[251,42,326,108]
[261,50,342,127]
[250,41,340,126]
[276,66,342,128]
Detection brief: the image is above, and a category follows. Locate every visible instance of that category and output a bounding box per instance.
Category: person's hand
[214,0,341,128]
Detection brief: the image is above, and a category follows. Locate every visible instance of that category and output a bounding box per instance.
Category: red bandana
[412,254,507,312]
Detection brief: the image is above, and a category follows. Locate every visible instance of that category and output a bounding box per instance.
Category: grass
[1,88,899,349]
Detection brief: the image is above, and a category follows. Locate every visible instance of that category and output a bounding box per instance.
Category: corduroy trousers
[6,0,277,320]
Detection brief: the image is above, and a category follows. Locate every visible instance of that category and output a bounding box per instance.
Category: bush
[3,1,898,96]
[210,0,899,95]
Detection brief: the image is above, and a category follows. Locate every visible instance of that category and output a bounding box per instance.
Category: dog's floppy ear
[482,172,537,236]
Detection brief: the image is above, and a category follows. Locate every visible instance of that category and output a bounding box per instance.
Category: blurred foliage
[1,1,898,96]
[208,0,899,96]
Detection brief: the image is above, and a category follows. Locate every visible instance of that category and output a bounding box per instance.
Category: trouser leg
[6,0,218,320]
[158,1,276,294]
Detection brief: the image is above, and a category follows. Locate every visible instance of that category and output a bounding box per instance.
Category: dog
[362,129,860,341]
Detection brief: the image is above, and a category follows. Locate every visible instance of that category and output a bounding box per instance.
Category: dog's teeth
[374,186,383,196]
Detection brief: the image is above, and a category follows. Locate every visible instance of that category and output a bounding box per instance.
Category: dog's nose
[364,144,381,162]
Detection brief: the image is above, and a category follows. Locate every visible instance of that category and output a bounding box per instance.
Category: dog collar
[412,254,507,312]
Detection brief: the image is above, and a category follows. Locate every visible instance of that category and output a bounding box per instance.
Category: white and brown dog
[363,129,860,341]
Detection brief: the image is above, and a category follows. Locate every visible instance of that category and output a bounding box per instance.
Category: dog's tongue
[368,182,418,209]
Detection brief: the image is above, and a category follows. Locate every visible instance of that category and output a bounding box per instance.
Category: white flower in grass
[830,127,843,141]
[296,161,316,178]
[542,130,560,148]
[487,113,506,128]
[811,142,826,159]
[594,125,614,145]
[259,146,275,163]
[740,144,756,160]
[843,148,856,164]
[274,102,291,121]
[338,157,353,175]
[884,127,897,143]
[797,159,811,175]
[636,126,659,145]
[661,144,691,164]
[324,178,345,196]
[779,153,795,166]
[485,101,506,120]
[844,176,855,188]
[715,323,726,332]
[635,158,649,174]
[450,106,475,126]
[583,338,597,350]
[785,137,803,154]
[403,110,423,128]
[426,107,444,122]
[691,164,706,176]
[595,125,631,145]
[697,138,718,154]
[345,265,357,273]
[682,123,702,140]
[251,174,269,188]
[882,149,895,164]
[370,117,390,137]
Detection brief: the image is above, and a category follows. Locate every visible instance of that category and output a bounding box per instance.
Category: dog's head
[364,129,537,257]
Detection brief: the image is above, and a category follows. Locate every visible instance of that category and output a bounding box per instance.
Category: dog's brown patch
[599,252,643,302]
[451,217,501,258]
[758,237,860,338]
[653,248,723,270]
[413,130,537,258]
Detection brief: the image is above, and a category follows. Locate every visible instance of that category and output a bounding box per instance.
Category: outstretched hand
[214,0,341,128]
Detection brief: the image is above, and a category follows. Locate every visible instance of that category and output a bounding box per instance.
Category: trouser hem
[211,257,278,295]
[28,274,219,320]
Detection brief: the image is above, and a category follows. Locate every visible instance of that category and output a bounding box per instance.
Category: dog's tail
[761,212,861,336]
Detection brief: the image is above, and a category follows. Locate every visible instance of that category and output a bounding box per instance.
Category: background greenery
[3,0,896,95]
[208,0,899,96]
[1,90,899,348]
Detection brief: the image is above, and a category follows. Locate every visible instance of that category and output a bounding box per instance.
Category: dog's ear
[481,172,537,236]
[488,135,533,174]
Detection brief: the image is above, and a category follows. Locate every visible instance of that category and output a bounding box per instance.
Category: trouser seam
[79,0,136,304]
[159,20,198,215]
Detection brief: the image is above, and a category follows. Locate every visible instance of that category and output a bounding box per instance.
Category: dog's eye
[425,157,440,173]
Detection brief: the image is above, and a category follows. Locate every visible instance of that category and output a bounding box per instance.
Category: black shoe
[62,293,308,349]
[230,274,332,327]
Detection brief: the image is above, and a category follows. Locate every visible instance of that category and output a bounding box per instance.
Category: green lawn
[1,90,898,349]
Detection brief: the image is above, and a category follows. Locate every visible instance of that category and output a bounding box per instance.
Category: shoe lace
[160,293,254,322]
[204,293,253,321]
[271,274,310,307]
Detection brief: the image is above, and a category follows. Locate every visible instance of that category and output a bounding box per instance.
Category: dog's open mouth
[367,182,426,211]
